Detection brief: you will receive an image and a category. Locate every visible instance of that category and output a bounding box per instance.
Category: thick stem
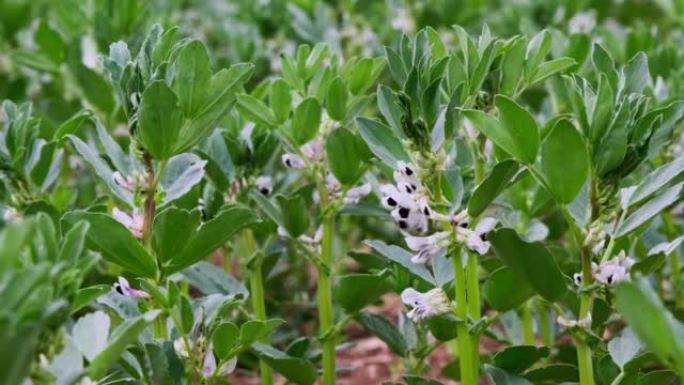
[319,215,336,385]
[152,314,168,339]
[663,212,682,307]
[577,249,596,385]
[244,230,273,385]
[536,300,554,347]
[453,250,476,385]
[520,301,535,345]
[465,252,481,377]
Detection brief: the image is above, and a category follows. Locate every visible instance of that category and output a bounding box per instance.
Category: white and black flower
[255,175,273,195]
[113,276,150,299]
[404,231,451,264]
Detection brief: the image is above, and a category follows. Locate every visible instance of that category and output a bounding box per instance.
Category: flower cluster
[379,161,432,234]
[573,251,635,286]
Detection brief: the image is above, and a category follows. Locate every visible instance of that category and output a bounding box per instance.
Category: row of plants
[1,1,684,385]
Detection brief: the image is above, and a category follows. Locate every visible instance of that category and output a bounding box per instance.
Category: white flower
[174,338,192,358]
[592,251,635,285]
[255,175,273,195]
[2,207,22,224]
[391,8,415,33]
[113,276,150,299]
[202,345,237,378]
[405,231,451,264]
[453,215,497,255]
[300,137,324,161]
[557,314,592,329]
[112,207,144,238]
[344,183,371,204]
[569,11,596,34]
[282,153,306,169]
[401,288,451,321]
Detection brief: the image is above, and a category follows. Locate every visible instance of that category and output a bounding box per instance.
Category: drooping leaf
[356,117,409,167]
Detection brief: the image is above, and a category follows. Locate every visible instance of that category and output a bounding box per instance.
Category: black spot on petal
[398,207,410,218]
[387,197,397,207]
[398,220,407,229]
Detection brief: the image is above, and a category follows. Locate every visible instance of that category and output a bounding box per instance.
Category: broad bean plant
[1,2,684,385]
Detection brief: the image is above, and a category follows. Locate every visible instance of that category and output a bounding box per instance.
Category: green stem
[520,301,535,345]
[466,252,481,377]
[152,314,168,339]
[319,215,336,385]
[453,249,476,385]
[609,372,625,385]
[560,206,595,385]
[245,230,273,385]
[536,300,554,347]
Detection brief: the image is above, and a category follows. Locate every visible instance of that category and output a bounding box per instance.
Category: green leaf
[463,109,529,164]
[356,117,409,167]
[365,240,435,285]
[483,266,534,312]
[181,261,248,298]
[589,73,614,145]
[270,78,291,124]
[622,52,651,95]
[212,322,239,359]
[608,327,643,369]
[628,157,684,207]
[525,30,552,79]
[326,127,361,185]
[377,85,405,138]
[58,220,89,262]
[524,364,578,383]
[492,345,550,373]
[276,194,309,237]
[529,57,576,85]
[616,183,683,237]
[88,311,159,379]
[73,311,110,361]
[167,206,258,273]
[175,63,254,152]
[137,81,183,159]
[159,153,206,204]
[540,119,588,203]
[172,41,211,117]
[500,37,526,95]
[355,312,407,356]
[153,207,200,264]
[426,313,459,341]
[74,64,115,114]
[614,277,684,375]
[62,211,157,278]
[239,319,284,345]
[252,343,317,385]
[174,296,194,334]
[66,135,133,205]
[72,285,111,313]
[54,109,93,140]
[489,228,567,302]
[484,364,532,385]
[291,97,321,145]
[236,93,277,127]
[468,160,520,216]
[326,76,348,121]
[336,273,393,313]
[495,96,539,164]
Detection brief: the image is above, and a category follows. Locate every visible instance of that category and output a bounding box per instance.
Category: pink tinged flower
[401,288,451,321]
[326,173,342,193]
[113,171,135,191]
[112,207,144,238]
[255,176,273,195]
[300,138,324,161]
[114,277,150,299]
[343,183,372,205]
[593,251,634,285]
[405,232,450,264]
[282,153,306,169]
[465,217,497,255]
[202,345,237,378]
